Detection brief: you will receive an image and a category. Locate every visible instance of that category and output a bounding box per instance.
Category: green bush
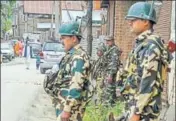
[83,101,124,121]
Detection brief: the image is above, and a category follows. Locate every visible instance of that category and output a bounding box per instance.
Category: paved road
[1,59,45,121]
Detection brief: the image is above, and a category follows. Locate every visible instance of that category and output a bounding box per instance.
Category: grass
[83,101,125,121]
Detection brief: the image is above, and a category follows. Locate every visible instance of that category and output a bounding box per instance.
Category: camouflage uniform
[101,42,121,106]
[117,30,171,121]
[52,44,91,121]
[91,42,107,104]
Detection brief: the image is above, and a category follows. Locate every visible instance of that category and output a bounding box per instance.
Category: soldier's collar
[135,29,153,43]
[68,44,81,55]
[74,44,81,50]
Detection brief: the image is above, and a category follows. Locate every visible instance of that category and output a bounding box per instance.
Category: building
[12,1,102,58]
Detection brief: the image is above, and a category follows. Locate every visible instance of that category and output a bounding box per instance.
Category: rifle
[43,70,59,96]
[91,46,117,79]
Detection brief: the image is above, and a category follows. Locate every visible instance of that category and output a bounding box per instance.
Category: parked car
[1,43,15,61]
[40,41,65,74]
[28,42,42,58]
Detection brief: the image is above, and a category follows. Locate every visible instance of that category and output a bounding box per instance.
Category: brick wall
[154,1,172,43]
[114,1,136,62]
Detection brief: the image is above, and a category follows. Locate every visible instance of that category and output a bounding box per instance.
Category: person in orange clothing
[15,39,24,57]
[18,40,24,57]
[14,41,20,57]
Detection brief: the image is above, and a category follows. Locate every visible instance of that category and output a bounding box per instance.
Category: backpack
[147,36,173,89]
[119,35,173,93]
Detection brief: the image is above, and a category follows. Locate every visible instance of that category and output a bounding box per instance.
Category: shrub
[83,101,124,121]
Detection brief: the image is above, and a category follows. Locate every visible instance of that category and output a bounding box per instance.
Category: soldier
[91,42,107,104]
[51,21,91,121]
[116,2,172,121]
[101,35,122,107]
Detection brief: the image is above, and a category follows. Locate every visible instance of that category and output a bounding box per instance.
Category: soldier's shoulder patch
[72,59,84,74]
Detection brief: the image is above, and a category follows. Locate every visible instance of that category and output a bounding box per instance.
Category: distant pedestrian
[15,40,20,57]
[18,39,24,57]
[36,52,41,70]
[23,39,32,70]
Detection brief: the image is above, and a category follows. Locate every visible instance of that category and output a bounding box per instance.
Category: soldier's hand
[116,88,121,97]
[106,76,113,84]
[129,114,140,121]
[61,111,71,121]
[100,82,104,88]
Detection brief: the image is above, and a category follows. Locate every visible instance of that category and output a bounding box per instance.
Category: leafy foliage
[1,0,16,33]
[83,101,124,121]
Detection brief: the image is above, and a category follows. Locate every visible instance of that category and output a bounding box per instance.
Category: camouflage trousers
[101,81,116,107]
[94,79,104,104]
[55,103,85,121]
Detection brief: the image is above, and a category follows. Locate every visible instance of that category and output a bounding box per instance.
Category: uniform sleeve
[134,44,161,114]
[63,57,88,112]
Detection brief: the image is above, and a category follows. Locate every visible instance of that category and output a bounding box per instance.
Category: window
[43,42,64,52]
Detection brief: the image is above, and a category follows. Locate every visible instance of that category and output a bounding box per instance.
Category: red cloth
[168,40,176,53]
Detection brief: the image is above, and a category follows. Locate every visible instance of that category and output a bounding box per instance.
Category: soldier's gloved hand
[106,76,113,84]
[116,87,122,97]
[129,114,140,121]
[60,111,71,121]
[117,80,123,86]
[97,50,103,57]
[100,82,104,88]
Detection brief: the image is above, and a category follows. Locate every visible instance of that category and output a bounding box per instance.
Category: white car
[40,41,65,74]
[1,43,15,61]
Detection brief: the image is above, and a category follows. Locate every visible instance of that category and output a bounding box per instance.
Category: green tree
[1,0,16,38]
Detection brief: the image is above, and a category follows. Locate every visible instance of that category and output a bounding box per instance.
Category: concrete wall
[168,1,175,105]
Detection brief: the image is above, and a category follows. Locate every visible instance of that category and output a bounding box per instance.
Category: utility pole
[55,1,62,39]
[55,0,59,39]
[50,1,54,39]
[59,1,62,27]
[17,4,20,37]
[24,14,28,34]
[86,1,93,56]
